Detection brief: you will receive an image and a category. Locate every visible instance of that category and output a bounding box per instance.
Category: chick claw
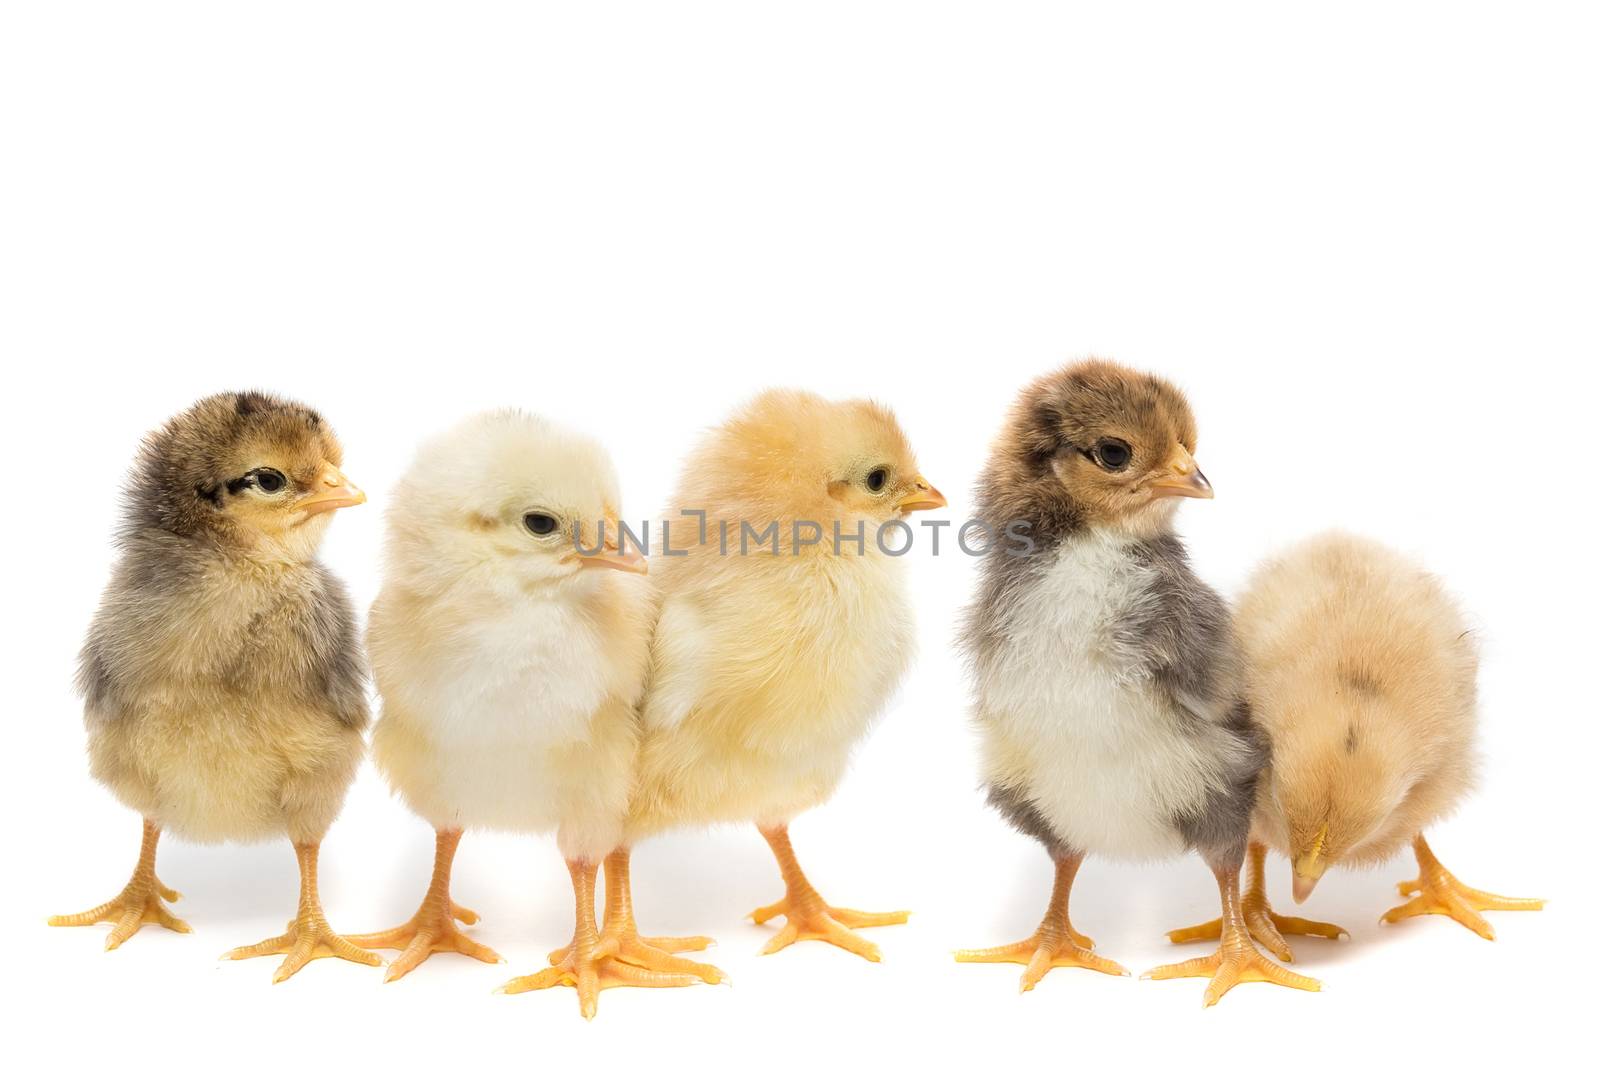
[955,928,1129,992]
[1144,935,1321,1007]
[499,947,698,1020]
[49,877,191,951]
[750,897,910,962]
[1381,872,1544,940]
[224,917,382,984]
[348,899,503,982]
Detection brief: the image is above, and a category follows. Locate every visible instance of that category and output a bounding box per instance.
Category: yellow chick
[52,392,378,982]
[356,411,700,1015]
[597,389,945,965]
[1169,532,1543,958]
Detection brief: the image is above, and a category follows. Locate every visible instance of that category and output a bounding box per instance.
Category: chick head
[679,388,944,535]
[386,409,644,595]
[1265,678,1422,903]
[129,391,362,559]
[997,360,1211,537]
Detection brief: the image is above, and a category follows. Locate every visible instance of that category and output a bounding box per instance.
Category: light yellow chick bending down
[355,411,708,1015]
[595,389,945,966]
[1168,532,1543,960]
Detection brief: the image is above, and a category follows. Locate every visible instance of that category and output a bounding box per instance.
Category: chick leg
[1146,858,1321,1006]
[748,823,909,962]
[49,818,191,950]
[223,840,382,982]
[546,848,725,983]
[498,858,699,1019]
[347,828,503,981]
[1380,834,1544,940]
[954,852,1128,991]
[1166,841,1348,962]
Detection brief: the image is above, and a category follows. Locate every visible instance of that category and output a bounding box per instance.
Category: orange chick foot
[546,928,726,985]
[499,945,700,1020]
[349,898,503,982]
[1145,928,1320,1006]
[1381,836,1544,940]
[49,875,190,951]
[224,914,383,983]
[750,895,909,962]
[956,927,1128,992]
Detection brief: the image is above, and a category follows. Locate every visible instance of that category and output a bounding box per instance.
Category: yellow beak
[294,465,366,516]
[897,480,947,513]
[574,525,648,575]
[1146,445,1213,500]
[1292,825,1329,903]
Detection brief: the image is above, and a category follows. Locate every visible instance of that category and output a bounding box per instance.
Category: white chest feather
[371,580,643,832]
[978,532,1228,859]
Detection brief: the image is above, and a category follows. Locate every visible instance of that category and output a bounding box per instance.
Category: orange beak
[574,524,648,575]
[1146,445,1213,500]
[897,480,947,513]
[294,465,366,516]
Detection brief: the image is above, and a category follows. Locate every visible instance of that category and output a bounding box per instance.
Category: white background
[3,3,1593,1063]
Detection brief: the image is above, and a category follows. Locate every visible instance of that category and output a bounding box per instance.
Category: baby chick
[51,392,378,982]
[955,360,1317,1005]
[1168,533,1542,956]
[601,389,944,965]
[357,411,698,1015]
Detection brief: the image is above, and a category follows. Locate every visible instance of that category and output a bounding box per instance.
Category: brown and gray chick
[50,391,379,982]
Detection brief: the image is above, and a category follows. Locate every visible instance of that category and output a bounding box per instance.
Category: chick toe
[348,830,503,981]
[49,820,190,950]
[500,859,703,1018]
[1148,863,1321,1005]
[1167,843,1347,962]
[1380,836,1544,940]
[956,855,1124,989]
[221,841,382,982]
[750,824,907,962]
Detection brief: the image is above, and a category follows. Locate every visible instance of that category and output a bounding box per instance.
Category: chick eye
[1091,439,1132,472]
[864,466,891,493]
[250,468,287,494]
[523,512,559,537]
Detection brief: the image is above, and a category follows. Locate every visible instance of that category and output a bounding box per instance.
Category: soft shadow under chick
[51,392,377,982]
[1168,532,1543,957]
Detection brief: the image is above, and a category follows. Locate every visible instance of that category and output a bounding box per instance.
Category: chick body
[629,543,912,836]
[368,546,650,860]
[86,554,364,845]
[974,527,1252,862]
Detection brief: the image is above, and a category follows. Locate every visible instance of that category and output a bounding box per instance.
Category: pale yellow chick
[355,410,700,1015]
[1169,532,1543,959]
